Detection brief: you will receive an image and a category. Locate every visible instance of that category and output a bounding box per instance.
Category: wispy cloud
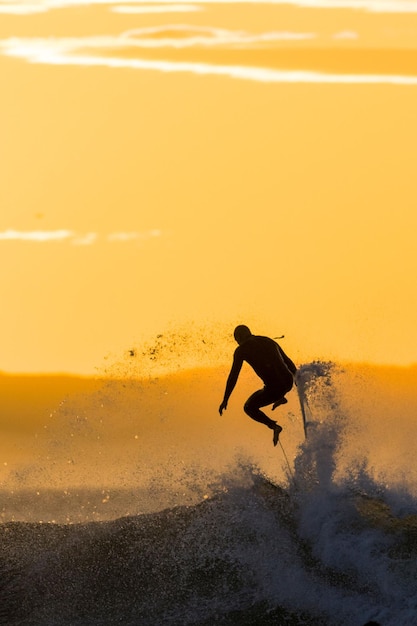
[112,4,202,14]
[1,0,417,15]
[290,0,417,12]
[71,232,98,246]
[1,34,417,85]
[0,27,318,81]
[0,27,317,58]
[118,25,316,47]
[0,229,73,242]
[0,0,112,14]
[0,229,163,244]
[107,230,162,242]
[0,3,46,14]
[332,30,360,39]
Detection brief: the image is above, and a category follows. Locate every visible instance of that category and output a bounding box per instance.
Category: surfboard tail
[297,386,308,439]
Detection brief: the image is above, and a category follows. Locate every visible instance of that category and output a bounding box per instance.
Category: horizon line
[1,360,417,378]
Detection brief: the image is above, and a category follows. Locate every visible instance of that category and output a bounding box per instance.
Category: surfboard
[297,385,308,439]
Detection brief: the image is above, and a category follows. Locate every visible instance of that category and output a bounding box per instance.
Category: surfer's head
[234,325,252,345]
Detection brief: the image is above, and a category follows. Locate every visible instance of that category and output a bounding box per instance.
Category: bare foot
[273,424,283,446]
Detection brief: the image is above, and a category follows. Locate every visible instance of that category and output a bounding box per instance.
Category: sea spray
[2,360,417,624]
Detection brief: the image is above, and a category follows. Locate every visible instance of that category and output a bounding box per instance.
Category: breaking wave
[1,362,417,625]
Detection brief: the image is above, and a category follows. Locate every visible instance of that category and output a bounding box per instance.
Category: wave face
[1,363,417,625]
[1,467,416,625]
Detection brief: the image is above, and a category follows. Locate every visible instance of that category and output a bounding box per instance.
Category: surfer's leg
[272,397,288,410]
[244,388,278,429]
[271,380,293,410]
[244,385,292,445]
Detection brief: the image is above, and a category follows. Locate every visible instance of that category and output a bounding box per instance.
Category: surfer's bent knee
[243,399,253,417]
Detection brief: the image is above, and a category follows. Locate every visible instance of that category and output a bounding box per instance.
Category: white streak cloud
[71,232,98,245]
[1,0,417,15]
[0,229,73,241]
[0,229,163,243]
[107,230,162,241]
[119,25,316,46]
[1,35,417,85]
[332,30,359,39]
[112,4,202,13]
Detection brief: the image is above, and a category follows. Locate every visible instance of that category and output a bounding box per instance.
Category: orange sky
[1,0,417,373]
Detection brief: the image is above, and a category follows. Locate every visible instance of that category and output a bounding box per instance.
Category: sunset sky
[1,0,417,374]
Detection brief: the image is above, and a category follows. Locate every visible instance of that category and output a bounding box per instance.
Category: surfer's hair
[234,325,252,344]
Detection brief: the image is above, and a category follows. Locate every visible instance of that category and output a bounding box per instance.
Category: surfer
[219,325,297,446]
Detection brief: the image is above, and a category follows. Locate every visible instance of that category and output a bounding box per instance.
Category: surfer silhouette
[219,325,297,446]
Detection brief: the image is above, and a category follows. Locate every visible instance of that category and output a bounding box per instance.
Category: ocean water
[1,362,417,625]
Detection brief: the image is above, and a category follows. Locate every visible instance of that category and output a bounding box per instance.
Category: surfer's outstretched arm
[219,354,243,415]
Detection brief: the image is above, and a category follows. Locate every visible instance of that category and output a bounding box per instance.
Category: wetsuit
[224,335,297,429]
